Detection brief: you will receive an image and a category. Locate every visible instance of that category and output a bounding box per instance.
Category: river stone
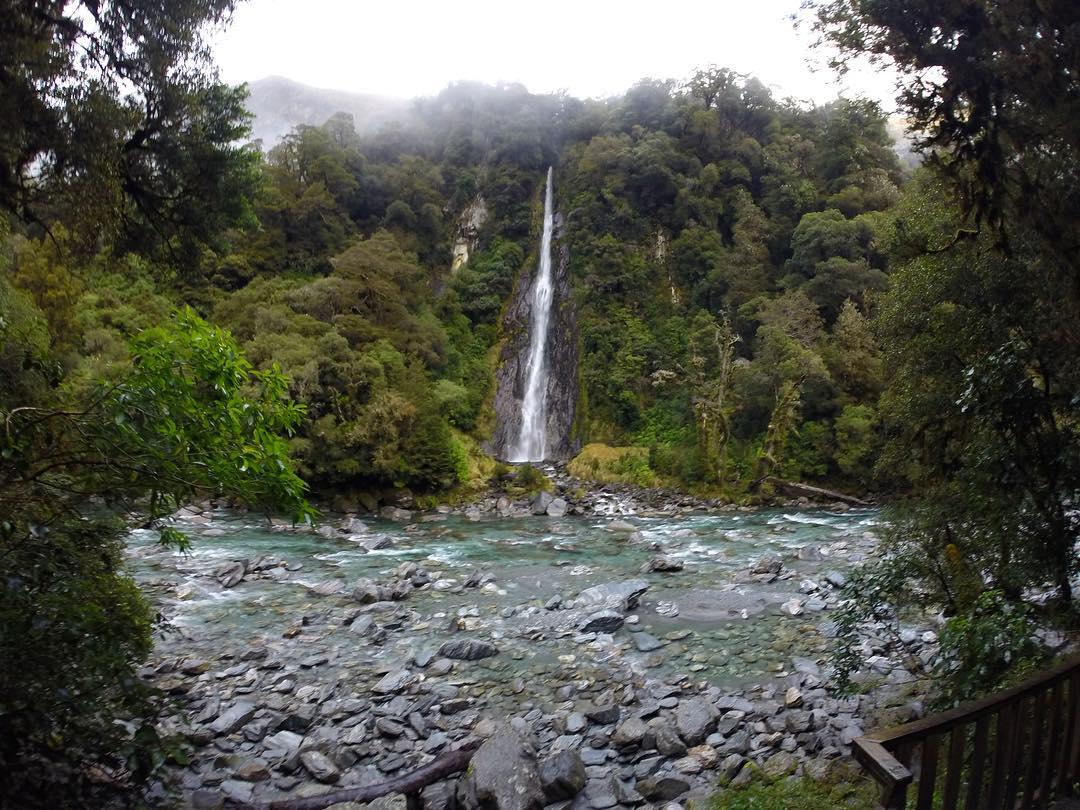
[632,633,664,652]
[539,749,586,803]
[564,712,587,734]
[379,506,412,522]
[607,519,636,532]
[300,750,340,783]
[580,610,624,633]
[531,491,554,515]
[233,758,270,782]
[575,579,650,610]
[762,751,798,779]
[751,555,783,575]
[781,598,804,616]
[641,556,684,573]
[309,579,344,596]
[546,498,568,518]
[784,686,804,708]
[655,724,687,757]
[468,725,545,810]
[637,776,690,801]
[216,560,246,588]
[675,697,718,745]
[584,703,621,725]
[798,545,824,561]
[437,638,499,660]
[612,716,650,748]
[352,578,389,604]
[718,753,746,782]
[210,701,256,735]
[373,669,415,694]
[824,570,848,588]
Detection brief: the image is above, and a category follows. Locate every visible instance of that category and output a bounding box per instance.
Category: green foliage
[0,300,312,802]
[935,590,1046,707]
[568,444,656,487]
[708,771,878,809]
[0,0,259,268]
[514,463,551,494]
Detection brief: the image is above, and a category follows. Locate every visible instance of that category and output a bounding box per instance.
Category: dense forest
[6,72,909,505]
[2,0,1079,804]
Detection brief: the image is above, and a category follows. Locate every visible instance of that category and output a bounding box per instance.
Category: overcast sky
[212,0,899,109]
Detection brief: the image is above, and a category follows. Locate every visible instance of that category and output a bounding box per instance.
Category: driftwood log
[764,477,870,507]
[228,742,479,810]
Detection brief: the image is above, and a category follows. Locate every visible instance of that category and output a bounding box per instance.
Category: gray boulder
[675,697,718,745]
[209,701,256,735]
[751,555,783,575]
[637,775,690,801]
[539,750,586,803]
[531,491,554,515]
[575,579,650,610]
[373,669,415,694]
[468,726,545,810]
[299,750,340,783]
[579,610,624,633]
[641,556,684,573]
[632,633,664,652]
[215,560,246,588]
[437,638,499,660]
[546,498,569,518]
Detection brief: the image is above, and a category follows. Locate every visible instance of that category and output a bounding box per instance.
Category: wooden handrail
[866,655,1080,747]
[852,654,1080,810]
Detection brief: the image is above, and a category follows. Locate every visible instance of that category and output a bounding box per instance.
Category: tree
[0,303,313,802]
[0,0,258,266]
[808,0,1080,255]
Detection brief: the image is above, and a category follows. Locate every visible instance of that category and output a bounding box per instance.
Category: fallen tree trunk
[229,742,479,810]
[764,477,870,507]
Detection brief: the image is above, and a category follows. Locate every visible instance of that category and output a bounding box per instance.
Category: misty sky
[212,0,900,108]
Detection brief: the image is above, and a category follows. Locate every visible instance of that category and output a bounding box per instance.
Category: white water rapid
[511,166,556,462]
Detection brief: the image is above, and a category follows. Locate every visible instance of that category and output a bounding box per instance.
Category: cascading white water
[510,166,556,462]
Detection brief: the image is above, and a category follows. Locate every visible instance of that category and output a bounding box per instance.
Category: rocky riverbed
[130,494,941,808]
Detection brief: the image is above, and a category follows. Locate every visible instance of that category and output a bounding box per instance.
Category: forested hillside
[9,73,906,505]
[5,0,1080,804]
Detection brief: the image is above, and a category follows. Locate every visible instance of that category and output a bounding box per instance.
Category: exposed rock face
[451,196,488,273]
[487,205,579,462]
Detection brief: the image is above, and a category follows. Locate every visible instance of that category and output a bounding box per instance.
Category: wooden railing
[853,656,1080,809]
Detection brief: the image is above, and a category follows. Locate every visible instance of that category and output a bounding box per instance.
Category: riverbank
[130,499,943,808]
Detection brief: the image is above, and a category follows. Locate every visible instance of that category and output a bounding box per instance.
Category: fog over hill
[244,76,411,148]
[243,76,920,168]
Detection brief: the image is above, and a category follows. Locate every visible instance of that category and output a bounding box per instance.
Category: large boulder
[467,726,545,810]
[531,491,554,515]
[437,638,499,660]
[675,697,719,745]
[546,497,568,518]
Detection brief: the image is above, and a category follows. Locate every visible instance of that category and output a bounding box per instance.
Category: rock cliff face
[487,213,579,461]
[450,196,488,273]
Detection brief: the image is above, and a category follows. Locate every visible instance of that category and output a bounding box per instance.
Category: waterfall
[510,166,556,462]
